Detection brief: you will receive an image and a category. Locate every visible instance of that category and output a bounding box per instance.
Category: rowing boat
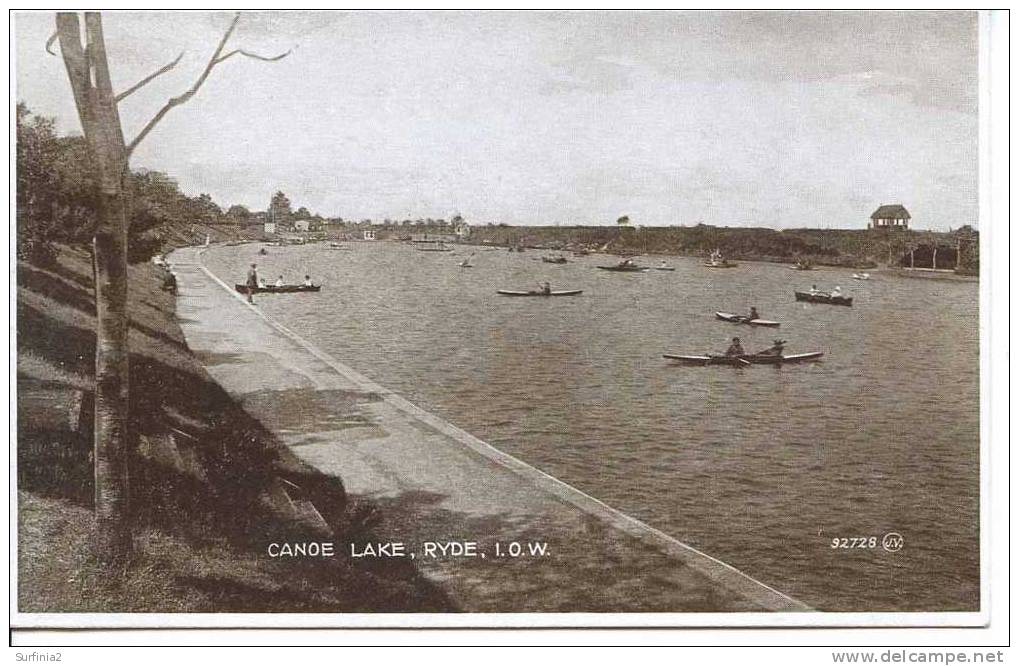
[703,260,738,268]
[794,291,853,306]
[496,289,583,297]
[234,284,321,294]
[542,256,568,264]
[715,311,781,327]
[597,265,648,272]
[662,351,823,366]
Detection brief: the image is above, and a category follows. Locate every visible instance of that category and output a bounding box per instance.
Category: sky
[14,11,979,230]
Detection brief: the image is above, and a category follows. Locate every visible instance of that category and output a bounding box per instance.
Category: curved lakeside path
[168,245,810,614]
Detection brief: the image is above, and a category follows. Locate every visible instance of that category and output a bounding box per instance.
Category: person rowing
[538,281,552,295]
[831,285,843,298]
[748,306,760,321]
[303,275,313,287]
[275,275,284,288]
[725,336,745,357]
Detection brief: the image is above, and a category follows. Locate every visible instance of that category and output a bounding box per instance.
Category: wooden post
[932,247,938,270]
[910,248,914,269]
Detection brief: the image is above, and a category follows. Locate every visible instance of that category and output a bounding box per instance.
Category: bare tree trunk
[92,191,132,561]
[57,12,133,564]
[52,9,289,566]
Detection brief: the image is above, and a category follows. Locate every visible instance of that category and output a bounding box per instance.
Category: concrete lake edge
[171,243,812,613]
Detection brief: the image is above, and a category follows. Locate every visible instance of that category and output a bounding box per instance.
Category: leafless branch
[45,30,58,55]
[126,12,289,157]
[115,51,184,102]
[213,47,292,65]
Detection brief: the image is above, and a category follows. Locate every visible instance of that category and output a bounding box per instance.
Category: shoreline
[170,243,812,615]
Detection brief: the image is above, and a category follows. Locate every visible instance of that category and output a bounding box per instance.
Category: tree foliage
[16,103,227,265]
[269,190,292,223]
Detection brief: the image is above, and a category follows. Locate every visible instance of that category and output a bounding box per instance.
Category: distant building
[363,229,376,241]
[455,221,471,239]
[263,221,277,234]
[293,219,312,232]
[870,204,910,229]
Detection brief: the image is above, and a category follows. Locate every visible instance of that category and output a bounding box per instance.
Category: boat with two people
[458,253,476,268]
[653,260,676,271]
[852,272,871,280]
[542,254,568,264]
[790,259,814,271]
[795,285,853,306]
[664,338,822,366]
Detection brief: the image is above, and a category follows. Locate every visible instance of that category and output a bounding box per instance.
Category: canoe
[794,291,853,306]
[715,311,781,327]
[542,256,568,264]
[496,289,583,297]
[663,351,823,366]
[653,266,676,271]
[597,265,649,272]
[417,246,454,252]
[704,261,738,268]
[234,284,321,294]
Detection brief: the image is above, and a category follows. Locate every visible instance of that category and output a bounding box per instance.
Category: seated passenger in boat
[809,284,820,295]
[275,276,284,288]
[303,275,313,287]
[539,281,551,295]
[749,306,760,321]
[725,337,745,357]
[831,286,842,298]
[758,339,786,357]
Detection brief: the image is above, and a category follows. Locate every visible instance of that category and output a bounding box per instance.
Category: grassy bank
[456,225,978,271]
[16,243,452,612]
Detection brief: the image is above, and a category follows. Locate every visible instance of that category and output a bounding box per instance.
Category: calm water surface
[205,241,979,611]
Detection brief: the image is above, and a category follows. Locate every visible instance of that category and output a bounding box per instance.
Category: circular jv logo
[882,532,904,552]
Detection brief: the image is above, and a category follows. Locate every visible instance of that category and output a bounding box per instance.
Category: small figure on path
[245,263,259,303]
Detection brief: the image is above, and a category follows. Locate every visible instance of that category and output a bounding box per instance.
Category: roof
[871,204,911,219]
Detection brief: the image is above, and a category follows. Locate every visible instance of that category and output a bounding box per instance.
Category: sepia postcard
[9,9,1001,632]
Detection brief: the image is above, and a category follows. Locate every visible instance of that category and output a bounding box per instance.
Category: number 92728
[830,537,878,549]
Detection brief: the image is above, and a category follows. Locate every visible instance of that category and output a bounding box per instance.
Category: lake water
[204,241,980,612]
